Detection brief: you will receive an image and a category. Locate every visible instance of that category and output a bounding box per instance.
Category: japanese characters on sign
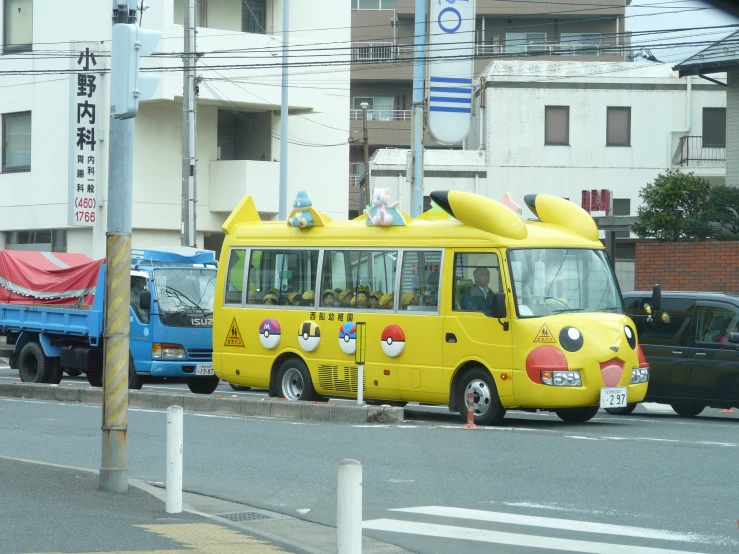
[68,43,99,226]
[428,0,476,144]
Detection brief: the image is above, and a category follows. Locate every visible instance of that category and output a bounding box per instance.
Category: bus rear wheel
[276,357,318,402]
[555,406,599,423]
[456,366,506,426]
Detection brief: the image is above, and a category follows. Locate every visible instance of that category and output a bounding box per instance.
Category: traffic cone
[462,390,478,430]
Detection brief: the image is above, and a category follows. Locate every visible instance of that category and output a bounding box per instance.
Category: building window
[6,230,66,252]
[506,33,547,55]
[545,106,569,145]
[702,108,726,148]
[613,198,631,238]
[242,0,266,34]
[352,96,393,121]
[2,112,31,172]
[4,0,32,52]
[606,107,631,147]
[352,0,397,9]
[560,33,602,56]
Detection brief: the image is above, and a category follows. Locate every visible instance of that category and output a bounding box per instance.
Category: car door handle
[672,350,683,355]
[446,333,457,343]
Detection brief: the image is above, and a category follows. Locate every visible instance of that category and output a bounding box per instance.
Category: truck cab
[129,247,218,394]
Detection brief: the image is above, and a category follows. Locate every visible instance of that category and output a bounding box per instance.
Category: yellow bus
[212,190,650,425]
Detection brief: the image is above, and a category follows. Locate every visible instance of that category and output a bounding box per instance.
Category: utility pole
[278,0,289,220]
[361,102,370,210]
[181,0,197,246]
[103,0,160,494]
[410,0,427,218]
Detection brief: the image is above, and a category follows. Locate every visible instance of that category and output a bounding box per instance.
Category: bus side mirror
[491,292,507,319]
[140,290,151,312]
[651,284,662,311]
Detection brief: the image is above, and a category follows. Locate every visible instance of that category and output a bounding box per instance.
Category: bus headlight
[152,343,186,359]
[631,367,649,384]
[541,370,581,387]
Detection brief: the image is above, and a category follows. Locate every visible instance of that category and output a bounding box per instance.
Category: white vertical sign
[428,0,476,145]
[68,42,100,226]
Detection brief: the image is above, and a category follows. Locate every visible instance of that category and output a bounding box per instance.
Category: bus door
[393,249,446,403]
[443,250,514,402]
[129,271,153,372]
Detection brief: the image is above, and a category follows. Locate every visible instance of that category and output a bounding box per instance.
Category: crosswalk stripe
[362,519,708,554]
[389,506,704,543]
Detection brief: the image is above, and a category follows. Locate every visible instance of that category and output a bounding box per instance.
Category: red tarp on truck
[0,251,103,306]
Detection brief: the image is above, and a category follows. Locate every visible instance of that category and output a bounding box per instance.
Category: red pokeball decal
[381,325,406,357]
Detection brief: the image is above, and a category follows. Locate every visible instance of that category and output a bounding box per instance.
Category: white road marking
[362,519,708,553]
[566,435,599,440]
[696,441,737,447]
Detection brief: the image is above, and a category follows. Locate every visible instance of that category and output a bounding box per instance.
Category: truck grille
[187,348,212,361]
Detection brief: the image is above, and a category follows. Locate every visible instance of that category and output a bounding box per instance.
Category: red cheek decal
[526,346,569,384]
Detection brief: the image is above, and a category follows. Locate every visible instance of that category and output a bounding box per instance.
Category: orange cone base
[721,408,734,413]
[462,422,479,430]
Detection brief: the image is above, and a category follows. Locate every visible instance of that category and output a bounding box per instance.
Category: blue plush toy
[287,191,314,228]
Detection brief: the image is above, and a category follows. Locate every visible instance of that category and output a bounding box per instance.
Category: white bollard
[337,459,362,554]
[166,405,183,514]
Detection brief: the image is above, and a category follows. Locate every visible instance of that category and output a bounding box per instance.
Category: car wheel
[187,376,220,395]
[605,403,637,416]
[555,406,599,423]
[276,357,318,401]
[230,384,252,391]
[456,366,506,426]
[671,402,705,418]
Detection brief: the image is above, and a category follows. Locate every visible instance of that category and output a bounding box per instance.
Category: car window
[694,305,739,344]
[629,296,694,346]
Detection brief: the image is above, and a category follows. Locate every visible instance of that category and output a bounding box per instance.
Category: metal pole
[337,459,362,554]
[101,0,137,494]
[166,406,184,514]
[410,0,427,218]
[279,0,289,220]
[181,0,197,246]
[361,102,369,211]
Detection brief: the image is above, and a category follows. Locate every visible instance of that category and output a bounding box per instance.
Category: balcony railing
[672,135,726,167]
[350,40,628,62]
[350,109,411,121]
[349,162,365,188]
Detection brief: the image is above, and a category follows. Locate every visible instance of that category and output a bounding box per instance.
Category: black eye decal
[559,327,583,352]
[624,325,636,349]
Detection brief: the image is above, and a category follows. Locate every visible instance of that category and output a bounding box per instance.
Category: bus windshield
[153,268,217,326]
[508,248,623,318]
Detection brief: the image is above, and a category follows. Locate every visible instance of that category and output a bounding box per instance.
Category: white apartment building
[0,0,350,258]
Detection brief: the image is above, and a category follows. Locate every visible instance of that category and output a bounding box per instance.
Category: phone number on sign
[74,210,96,223]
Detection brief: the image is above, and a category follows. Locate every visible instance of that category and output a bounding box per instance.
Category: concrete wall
[635,241,739,293]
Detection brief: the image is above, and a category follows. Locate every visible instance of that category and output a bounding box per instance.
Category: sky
[625,0,739,65]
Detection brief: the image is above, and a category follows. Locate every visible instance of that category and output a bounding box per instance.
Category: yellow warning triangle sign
[225,318,245,347]
[534,323,556,343]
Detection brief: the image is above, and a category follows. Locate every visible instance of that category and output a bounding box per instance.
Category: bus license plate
[196,364,214,376]
[600,387,627,408]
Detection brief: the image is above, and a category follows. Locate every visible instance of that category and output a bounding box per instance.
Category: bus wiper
[553,308,586,313]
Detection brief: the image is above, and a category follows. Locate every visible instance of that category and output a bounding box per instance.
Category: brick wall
[635,241,739,293]
[727,70,739,187]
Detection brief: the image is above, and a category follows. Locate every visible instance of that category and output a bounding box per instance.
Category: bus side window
[399,251,442,311]
[321,250,398,309]
[248,249,319,308]
[452,252,502,315]
[225,248,246,305]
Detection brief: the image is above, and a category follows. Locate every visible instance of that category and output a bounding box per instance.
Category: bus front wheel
[555,406,599,423]
[456,367,506,426]
[276,357,318,402]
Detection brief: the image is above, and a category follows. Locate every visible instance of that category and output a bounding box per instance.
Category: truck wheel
[456,366,506,426]
[187,376,220,395]
[276,357,318,401]
[555,406,600,423]
[605,403,637,416]
[86,371,103,387]
[49,359,64,385]
[18,342,53,383]
[128,355,143,390]
[65,369,82,377]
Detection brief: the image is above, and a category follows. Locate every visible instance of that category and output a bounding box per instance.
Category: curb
[0,382,404,424]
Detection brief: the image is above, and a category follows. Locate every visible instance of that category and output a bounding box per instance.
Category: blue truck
[1,247,219,395]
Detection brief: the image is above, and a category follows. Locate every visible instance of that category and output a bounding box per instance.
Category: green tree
[705,184,739,239]
[632,171,713,241]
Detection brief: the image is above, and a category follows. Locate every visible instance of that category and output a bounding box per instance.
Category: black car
[616,291,739,417]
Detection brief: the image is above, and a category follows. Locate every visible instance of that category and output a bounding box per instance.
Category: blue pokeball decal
[338,322,357,354]
[259,318,281,349]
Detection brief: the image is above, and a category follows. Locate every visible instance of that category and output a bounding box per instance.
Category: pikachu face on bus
[213,190,649,425]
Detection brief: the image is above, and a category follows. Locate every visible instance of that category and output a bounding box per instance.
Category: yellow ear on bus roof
[428,190,527,241]
[222,194,261,235]
[524,194,599,242]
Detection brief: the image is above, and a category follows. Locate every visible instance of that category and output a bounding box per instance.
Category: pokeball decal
[259,318,281,349]
[381,324,405,357]
[298,321,321,352]
[338,322,357,355]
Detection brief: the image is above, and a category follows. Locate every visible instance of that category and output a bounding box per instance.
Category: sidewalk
[0,456,410,554]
